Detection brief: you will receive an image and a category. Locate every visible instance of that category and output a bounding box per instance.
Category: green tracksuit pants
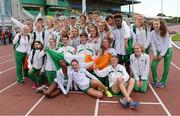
[134,80,148,92]
[28,68,44,84]
[151,48,172,85]
[15,50,27,83]
[46,71,56,84]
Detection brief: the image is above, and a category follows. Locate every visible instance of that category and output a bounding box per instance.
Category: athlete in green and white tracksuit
[130,51,149,92]
[151,30,172,86]
[131,14,151,54]
[112,16,132,74]
[150,19,172,87]
[28,41,45,85]
[13,26,32,83]
[44,38,58,84]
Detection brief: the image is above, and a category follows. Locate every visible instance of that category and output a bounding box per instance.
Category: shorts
[81,82,92,93]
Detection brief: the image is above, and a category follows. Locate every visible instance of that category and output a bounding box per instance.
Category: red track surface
[0,44,179,115]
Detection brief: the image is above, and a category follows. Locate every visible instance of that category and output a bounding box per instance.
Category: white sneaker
[36,85,48,93]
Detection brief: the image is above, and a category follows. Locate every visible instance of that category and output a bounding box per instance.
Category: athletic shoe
[156,83,166,88]
[129,101,140,109]
[119,98,128,108]
[152,82,158,87]
[105,90,113,97]
[17,80,24,84]
[36,85,48,93]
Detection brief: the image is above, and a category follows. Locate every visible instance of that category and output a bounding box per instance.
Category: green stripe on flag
[45,47,64,70]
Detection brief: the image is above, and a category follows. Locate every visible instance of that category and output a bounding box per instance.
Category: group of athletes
[12,11,172,109]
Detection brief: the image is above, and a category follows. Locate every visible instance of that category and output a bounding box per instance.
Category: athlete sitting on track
[94,55,139,108]
[69,59,112,98]
[36,59,72,98]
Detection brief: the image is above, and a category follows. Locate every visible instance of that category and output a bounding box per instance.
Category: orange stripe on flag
[94,53,111,70]
[85,53,111,70]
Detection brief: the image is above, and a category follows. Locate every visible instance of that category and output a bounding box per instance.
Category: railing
[20,0,46,5]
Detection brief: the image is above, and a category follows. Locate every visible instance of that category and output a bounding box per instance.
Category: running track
[0,44,179,115]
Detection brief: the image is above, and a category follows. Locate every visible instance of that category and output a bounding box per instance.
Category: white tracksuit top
[69,68,98,90]
[69,36,81,48]
[44,28,54,47]
[57,46,75,56]
[54,66,72,95]
[33,31,45,45]
[131,27,151,49]
[130,53,150,81]
[112,27,126,55]
[76,43,94,56]
[98,48,117,56]
[28,49,45,70]
[44,48,57,71]
[150,30,172,56]
[94,64,129,87]
[13,33,32,55]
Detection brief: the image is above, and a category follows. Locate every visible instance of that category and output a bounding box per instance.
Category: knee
[91,80,99,88]
[129,78,135,83]
[96,92,103,99]
[44,91,51,98]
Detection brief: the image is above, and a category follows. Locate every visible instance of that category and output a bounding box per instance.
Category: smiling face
[80,15,86,23]
[93,13,100,22]
[49,39,56,49]
[47,19,53,29]
[71,60,79,72]
[102,39,110,49]
[80,35,87,44]
[135,15,144,27]
[34,42,42,49]
[110,56,118,67]
[70,18,76,27]
[98,22,105,32]
[107,18,114,26]
[23,25,29,34]
[59,59,67,68]
[62,36,69,46]
[72,28,79,37]
[114,18,122,28]
[90,27,98,38]
[133,44,143,56]
[153,20,160,31]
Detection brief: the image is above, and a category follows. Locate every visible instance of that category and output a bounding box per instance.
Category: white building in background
[0,0,12,30]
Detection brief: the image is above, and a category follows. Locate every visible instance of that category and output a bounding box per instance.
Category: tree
[157,13,166,17]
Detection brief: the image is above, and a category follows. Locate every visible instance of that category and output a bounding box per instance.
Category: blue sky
[121,0,180,17]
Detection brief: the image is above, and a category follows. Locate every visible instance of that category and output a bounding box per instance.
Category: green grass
[172,33,180,41]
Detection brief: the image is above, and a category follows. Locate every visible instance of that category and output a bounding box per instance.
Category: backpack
[30,49,47,67]
[13,34,30,50]
[33,31,45,43]
[31,31,45,50]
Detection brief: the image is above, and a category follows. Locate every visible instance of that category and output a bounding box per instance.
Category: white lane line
[99,100,161,105]
[0,82,17,93]
[0,54,11,59]
[171,62,180,71]
[0,59,14,65]
[94,99,99,116]
[0,66,15,74]
[149,84,172,116]
[25,95,45,116]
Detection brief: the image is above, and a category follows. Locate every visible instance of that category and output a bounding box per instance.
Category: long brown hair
[154,18,168,37]
[90,26,100,38]
[100,38,111,56]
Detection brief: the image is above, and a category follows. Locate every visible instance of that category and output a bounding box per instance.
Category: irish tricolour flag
[46,48,112,70]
